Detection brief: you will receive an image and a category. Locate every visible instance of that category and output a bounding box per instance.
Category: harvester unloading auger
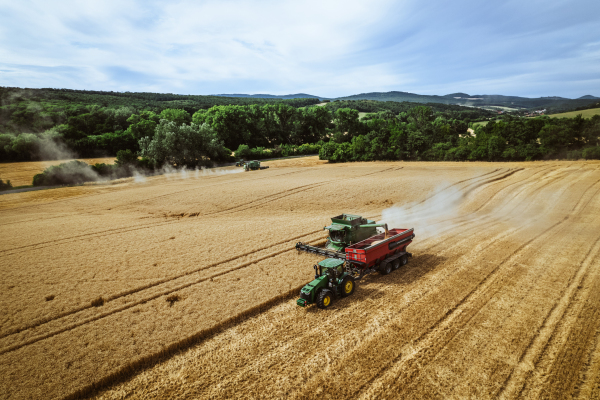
[296,214,415,309]
[295,214,389,259]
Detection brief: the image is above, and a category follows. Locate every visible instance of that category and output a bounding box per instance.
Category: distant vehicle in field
[243,160,269,171]
[235,159,245,167]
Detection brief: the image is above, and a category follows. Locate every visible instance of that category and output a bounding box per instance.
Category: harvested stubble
[1,157,600,399]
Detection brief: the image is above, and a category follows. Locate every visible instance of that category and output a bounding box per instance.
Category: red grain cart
[345,228,415,279]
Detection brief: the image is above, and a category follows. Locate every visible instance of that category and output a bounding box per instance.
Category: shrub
[115,149,138,166]
[0,179,13,191]
[582,146,600,160]
[32,160,99,186]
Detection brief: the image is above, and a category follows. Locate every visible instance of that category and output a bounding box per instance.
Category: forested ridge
[1,87,599,177]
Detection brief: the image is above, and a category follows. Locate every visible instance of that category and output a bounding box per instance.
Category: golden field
[0,157,115,187]
[1,157,600,399]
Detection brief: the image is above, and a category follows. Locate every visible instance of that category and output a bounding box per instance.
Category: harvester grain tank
[297,227,415,309]
[295,214,389,259]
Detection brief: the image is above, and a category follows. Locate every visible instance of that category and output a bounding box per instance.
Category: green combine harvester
[295,214,388,259]
[242,160,269,171]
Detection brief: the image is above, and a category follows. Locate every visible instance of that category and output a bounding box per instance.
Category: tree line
[318,107,600,162]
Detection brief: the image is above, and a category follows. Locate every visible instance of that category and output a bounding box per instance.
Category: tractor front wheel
[341,276,356,297]
[317,289,333,309]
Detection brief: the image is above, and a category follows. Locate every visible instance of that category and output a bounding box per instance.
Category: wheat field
[1,157,600,399]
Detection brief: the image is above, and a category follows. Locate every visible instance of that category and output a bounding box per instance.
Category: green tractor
[296,214,388,258]
[243,160,269,171]
[296,258,356,308]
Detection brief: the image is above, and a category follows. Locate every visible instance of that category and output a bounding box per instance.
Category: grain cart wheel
[317,289,333,309]
[392,258,401,270]
[341,276,356,297]
[380,262,392,275]
[400,254,408,267]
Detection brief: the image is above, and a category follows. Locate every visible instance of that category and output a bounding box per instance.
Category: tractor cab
[314,258,344,280]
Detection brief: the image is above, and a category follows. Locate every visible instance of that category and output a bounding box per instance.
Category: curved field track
[1,158,599,399]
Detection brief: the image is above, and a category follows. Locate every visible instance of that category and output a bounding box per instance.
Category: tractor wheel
[341,276,356,297]
[380,262,392,275]
[400,254,408,266]
[392,258,401,270]
[317,289,333,309]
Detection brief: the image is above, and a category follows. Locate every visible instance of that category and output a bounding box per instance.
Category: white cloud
[0,0,598,97]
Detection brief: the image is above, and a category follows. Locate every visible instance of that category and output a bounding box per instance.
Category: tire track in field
[471,165,558,213]
[195,166,404,218]
[389,166,593,396]
[113,168,309,210]
[362,216,569,400]
[355,168,587,398]
[0,229,326,342]
[540,253,600,399]
[498,233,600,399]
[496,177,600,399]
[421,166,600,398]
[364,169,596,399]
[407,168,503,208]
[0,235,323,356]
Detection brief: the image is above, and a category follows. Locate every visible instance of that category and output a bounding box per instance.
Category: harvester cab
[297,258,355,309]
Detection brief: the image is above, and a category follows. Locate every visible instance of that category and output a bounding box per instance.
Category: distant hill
[333,91,597,113]
[212,93,322,99]
[578,95,599,100]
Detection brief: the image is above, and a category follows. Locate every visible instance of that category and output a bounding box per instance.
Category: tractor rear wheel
[317,289,333,309]
[380,262,392,275]
[341,276,355,297]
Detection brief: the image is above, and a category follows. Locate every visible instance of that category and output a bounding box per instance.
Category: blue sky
[1,0,599,98]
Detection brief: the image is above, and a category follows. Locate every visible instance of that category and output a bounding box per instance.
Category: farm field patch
[1,157,600,399]
[549,107,600,119]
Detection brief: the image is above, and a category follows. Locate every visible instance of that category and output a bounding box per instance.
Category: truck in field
[297,227,415,309]
[295,214,389,259]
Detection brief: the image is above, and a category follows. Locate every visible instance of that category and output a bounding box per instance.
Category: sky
[1,0,599,98]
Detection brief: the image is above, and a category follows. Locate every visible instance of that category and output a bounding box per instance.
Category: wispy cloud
[0,0,598,97]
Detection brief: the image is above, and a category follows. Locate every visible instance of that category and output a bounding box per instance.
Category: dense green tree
[139,120,227,167]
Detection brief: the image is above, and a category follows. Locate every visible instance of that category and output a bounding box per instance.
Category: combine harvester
[296,214,415,309]
[242,160,269,171]
[295,214,389,259]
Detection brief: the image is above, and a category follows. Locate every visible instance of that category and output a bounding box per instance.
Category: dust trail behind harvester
[159,165,243,180]
[380,183,466,241]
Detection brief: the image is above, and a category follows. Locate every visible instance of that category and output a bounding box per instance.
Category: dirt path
[1,158,599,399]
